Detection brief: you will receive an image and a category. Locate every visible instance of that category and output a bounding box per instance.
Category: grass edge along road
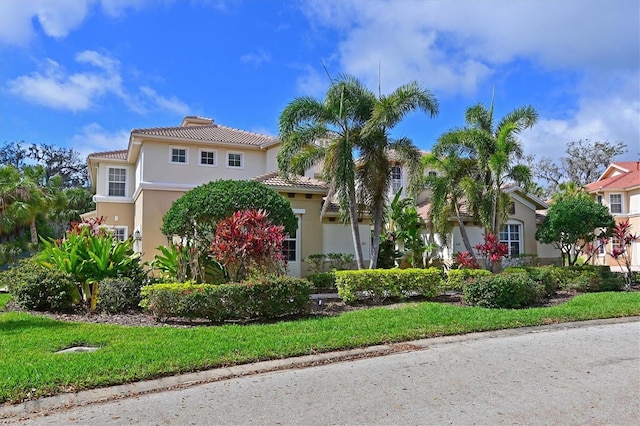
[1,291,639,405]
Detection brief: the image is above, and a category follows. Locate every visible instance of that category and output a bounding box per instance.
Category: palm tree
[434,97,537,235]
[358,81,439,268]
[278,75,376,269]
[423,150,479,256]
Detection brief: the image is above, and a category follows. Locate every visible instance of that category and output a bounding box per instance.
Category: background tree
[278,75,375,269]
[0,141,28,168]
[530,139,628,196]
[358,81,438,268]
[535,190,615,265]
[27,143,89,187]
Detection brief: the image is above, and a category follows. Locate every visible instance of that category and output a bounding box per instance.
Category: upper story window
[227,152,243,168]
[391,166,402,194]
[199,149,217,167]
[508,201,516,215]
[170,147,188,164]
[427,171,437,177]
[609,194,622,214]
[596,195,603,204]
[108,167,126,197]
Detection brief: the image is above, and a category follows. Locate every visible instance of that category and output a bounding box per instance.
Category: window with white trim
[108,167,126,197]
[391,166,402,194]
[199,149,217,166]
[499,224,521,257]
[282,228,297,261]
[112,226,127,242]
[596,195,603,204]
[227,152,243,168]
[170,147,188,164]
[609,194,622,214]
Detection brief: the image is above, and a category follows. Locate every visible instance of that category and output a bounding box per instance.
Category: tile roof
[87,150,127,160]
[585,161,640,191]
[253,171,328,191]
[131,123,278,147]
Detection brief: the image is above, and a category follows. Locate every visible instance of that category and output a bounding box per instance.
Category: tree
[358,81,439,268]
[424,148,480,257]
[278,75,375,269]
[608,220,639,290]
[162,180,296,283]
[535,192,615,266]
[0,141,28,168]
[433,98,537,237]
[27,143,89,187]
[531,140,628,195]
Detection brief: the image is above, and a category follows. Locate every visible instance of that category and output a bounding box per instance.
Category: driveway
[4,318,640,425]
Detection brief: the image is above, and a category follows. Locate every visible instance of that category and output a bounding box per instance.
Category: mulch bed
[3,290,582,328]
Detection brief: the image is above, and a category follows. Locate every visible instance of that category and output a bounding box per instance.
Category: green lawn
[1,291,639,404]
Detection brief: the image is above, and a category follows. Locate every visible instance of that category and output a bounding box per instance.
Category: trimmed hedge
[550,265,623,292]
[140,276,313,322]
[335,268,444,304]
[445,269,492,292]
[306,272,337,292]
[463,272,544,309]
[3,258,80,312]
[98,277,144,314]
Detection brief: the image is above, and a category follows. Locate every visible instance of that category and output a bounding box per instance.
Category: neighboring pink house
[585,161,640,268]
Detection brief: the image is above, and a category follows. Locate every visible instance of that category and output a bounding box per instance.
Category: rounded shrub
[3,258,80,312]
[306,272,337,292]
[463,272,544,309]
[98,277,144,313]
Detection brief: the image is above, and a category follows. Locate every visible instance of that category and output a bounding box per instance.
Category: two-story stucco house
[585,161,640,269]
[85,116,371,277]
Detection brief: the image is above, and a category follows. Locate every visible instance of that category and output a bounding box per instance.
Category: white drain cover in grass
[55,346,100,354]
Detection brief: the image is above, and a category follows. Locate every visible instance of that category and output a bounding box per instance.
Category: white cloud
[7,51,122,111]
[6,50,190,115]
[240,49,271,67]
[70,123,130,159]
[0,0,161,46]
[295,65,327,97]
[139,86,190,115]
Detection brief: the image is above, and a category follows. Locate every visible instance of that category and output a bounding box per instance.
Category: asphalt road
[6,320,640,425]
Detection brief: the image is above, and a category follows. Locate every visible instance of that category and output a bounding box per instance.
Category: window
[391,166,402,194]
[499,224,521,257]
[609,194,622,214]
[282,228,297,261]
[508,201,516,215]
[199,149,217,166]
[596,195,603,204]
[108,168,126,197]
[611,235,622,252]
[170,147,188,164]
[427,171,437,177]
[112,226,127,242]
[227,152,243,168]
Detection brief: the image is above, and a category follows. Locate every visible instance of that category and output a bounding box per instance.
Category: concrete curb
[2,316,638,420]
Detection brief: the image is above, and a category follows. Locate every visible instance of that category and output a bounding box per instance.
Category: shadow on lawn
[0,313,71,334]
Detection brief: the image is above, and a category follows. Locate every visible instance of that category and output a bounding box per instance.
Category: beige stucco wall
[287,194,324,276]
[95,162,134,197]
[96,202,134,236]
[265,146,280,172]
[138,189,185,264]
[140,141,267,184]
[322,222,371,263]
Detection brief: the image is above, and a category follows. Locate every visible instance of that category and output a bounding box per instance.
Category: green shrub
[304,253,355,274]
[306,272,337,292]
[335,268,443,304]
[463,272,544,309]
[445,269,492,292]
[140,276,312,322]
[550,265,623,292]
[98,277,143,313]
[3,258,80,312]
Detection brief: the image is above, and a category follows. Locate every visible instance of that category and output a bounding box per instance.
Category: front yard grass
[1,291,639,404]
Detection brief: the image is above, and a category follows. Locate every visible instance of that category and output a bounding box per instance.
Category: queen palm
[278,75,376,269]
[358,81,439,268]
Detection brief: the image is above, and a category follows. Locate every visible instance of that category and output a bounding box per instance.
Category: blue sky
[1,0,638,164]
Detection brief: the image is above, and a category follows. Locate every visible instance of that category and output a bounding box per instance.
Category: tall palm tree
[278,75,376,269]
[358,81,439,268]
[434,97,537,235]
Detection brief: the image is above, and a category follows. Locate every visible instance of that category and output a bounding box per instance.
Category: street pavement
[3,318,639,425]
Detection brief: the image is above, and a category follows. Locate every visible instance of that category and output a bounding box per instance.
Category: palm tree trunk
[29,218,38,245]
[369,199,384,269]
[348,195,365,269]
